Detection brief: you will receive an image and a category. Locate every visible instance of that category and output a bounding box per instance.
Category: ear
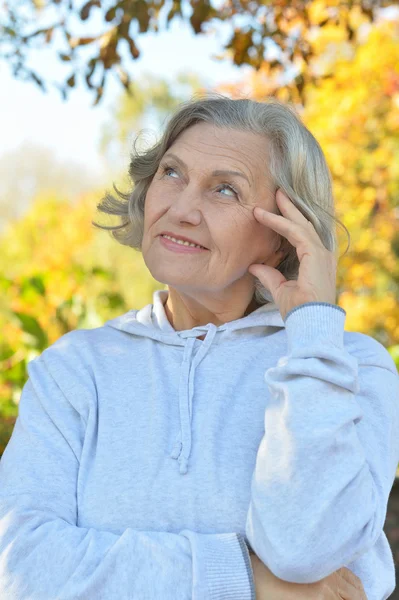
[263,237,289,268]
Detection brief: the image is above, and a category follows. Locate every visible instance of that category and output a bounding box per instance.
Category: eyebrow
[163,152,251,186]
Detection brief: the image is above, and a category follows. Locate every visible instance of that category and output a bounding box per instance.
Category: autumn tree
[0,71,196,452]
[0,143,106,235]
[1,0,396,105]
[219,14,399,350]
[99,71,207,173]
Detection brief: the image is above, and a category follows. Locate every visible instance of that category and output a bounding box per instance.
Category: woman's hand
[250,552,367,599]
[248,189,338,321]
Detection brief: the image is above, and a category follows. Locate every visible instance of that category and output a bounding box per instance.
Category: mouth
[159,235,209,254]
[159,231,208,250]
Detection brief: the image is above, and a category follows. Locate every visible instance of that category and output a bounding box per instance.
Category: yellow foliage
[0,186,161,359]
[307,0,330,26]
[220,16,399,348]
[0,12,398,430]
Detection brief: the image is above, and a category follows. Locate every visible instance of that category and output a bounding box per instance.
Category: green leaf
[12,312,48,350]
[91,266,114,279]
[99,291,126,309]
[20,275,46,296]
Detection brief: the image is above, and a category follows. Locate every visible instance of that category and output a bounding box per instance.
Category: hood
[104,289,286,475]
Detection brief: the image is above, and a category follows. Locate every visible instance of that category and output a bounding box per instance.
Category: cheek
[246,225,279,259]
[145,185,172,218]
[144,189,162,223]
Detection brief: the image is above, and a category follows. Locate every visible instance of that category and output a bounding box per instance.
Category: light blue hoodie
[0,289,398,600]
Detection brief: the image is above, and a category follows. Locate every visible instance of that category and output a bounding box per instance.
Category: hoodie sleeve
[245,302,399,584]
[0,356,254,600]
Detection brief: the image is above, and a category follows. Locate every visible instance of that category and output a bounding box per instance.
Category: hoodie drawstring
[169,324,218,474]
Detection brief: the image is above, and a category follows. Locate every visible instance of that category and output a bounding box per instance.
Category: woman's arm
[249,552,368,600]
[0,357,252,600]
[246,303,399,582]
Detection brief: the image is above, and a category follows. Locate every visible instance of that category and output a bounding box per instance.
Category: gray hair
[92,92,349,305]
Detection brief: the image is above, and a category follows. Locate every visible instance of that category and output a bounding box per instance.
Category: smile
[159,235,209,254]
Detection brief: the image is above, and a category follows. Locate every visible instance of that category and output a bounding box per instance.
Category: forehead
[167,123,270,182]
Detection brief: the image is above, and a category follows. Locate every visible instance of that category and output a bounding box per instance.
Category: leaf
[91,266,113,279]
[85,58,97,88]
[116,66,131,90]
[99,291,126,309]
[135,0,151,33]
[20,276,46,296]
[12,312,48,350]
[127,37,140,59]
[228,29,254,66]
[93,74,105,105]
[69,36,97,49]
[3,27,16,38]
[105,6,117,22]
[93,88,103,105]
[30,72,46,91]
[80,0,101,21]
[189,0,219,34]
[45,27,54,43]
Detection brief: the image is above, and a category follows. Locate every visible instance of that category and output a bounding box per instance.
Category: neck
[163,287,262,332]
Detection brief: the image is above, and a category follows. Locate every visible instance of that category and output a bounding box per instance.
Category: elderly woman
[0,94,397,600]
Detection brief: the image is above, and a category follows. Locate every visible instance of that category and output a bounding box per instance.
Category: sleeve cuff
[180,530,255,599]
[284,302,346,353]
[237,533,256,600]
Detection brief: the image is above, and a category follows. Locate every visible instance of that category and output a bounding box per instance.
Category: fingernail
[255,207,268,215]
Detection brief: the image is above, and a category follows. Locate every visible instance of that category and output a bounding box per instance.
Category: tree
[0,70,201,452]
[0,143,108,235]
[99,71,207,172]
[0,0,396,105]
[219,16,399,352]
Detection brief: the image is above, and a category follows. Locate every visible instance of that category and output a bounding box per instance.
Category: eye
[159,163,239,199]
[216,183,239,198]
[160,164,179,178]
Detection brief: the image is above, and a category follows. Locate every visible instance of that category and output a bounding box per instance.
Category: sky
[1,4,397,188]
[0,14,251,180]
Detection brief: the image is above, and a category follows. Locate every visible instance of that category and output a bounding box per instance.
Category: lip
[158,231,208,249]
[159,235,209,254]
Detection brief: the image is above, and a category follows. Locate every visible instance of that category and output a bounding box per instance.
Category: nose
[168,182,204,221]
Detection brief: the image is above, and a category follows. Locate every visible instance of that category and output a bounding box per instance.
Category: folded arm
[0,356,253,600]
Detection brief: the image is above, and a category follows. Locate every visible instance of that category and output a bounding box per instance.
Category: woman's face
[142,123,285,302]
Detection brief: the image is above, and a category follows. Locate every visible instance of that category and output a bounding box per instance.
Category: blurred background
[1,0,399,594]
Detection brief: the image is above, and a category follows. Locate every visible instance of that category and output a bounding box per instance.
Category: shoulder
[39,324,116,363]
[344,330,398,375]
[29,327,111,412]
[38,328,93,370]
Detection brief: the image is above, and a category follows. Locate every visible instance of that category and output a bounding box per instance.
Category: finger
[337,568,368,600]
[276,189,310,227]
[336,577,367,600]
[253,208,314,249]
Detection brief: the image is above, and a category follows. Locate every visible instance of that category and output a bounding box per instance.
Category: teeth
[162,235,204,249]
